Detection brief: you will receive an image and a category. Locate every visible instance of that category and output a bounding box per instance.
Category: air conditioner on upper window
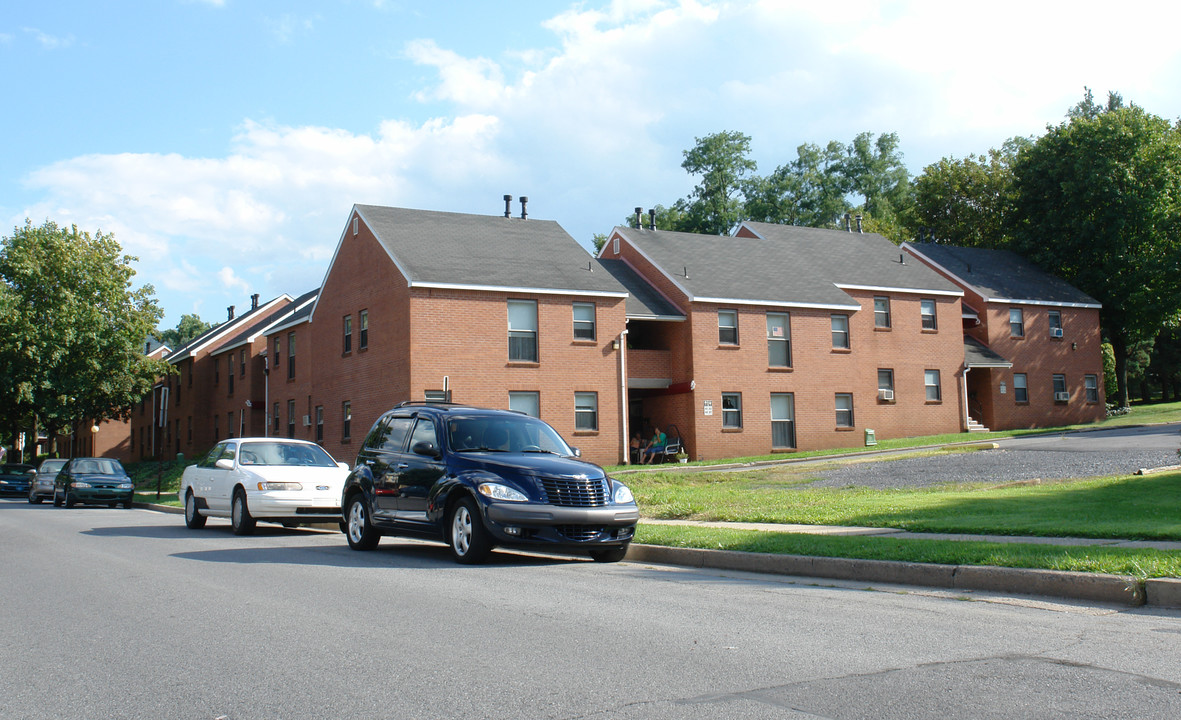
[1054,392,1070,402]
[1050,327,1064,338]
[878,389,894,401]
[302,414,312,426]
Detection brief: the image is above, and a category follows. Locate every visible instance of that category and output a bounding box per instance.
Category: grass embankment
[127,457,186,506]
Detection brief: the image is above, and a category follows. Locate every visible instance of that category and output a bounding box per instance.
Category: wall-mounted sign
[703,399,713,416]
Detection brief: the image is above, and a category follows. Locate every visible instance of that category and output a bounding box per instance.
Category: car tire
[108,502,118,509]
[123,499,134,509]
[184,492,206,529]
[344,495,380,550]
[64,491,76,508]
[231,489,256,536]
[589,544,629,563]
[28,488,42,504]
[448,496,492,565]
[53,489,63,507]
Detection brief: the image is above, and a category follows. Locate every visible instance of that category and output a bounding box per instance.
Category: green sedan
[54,457,134,509]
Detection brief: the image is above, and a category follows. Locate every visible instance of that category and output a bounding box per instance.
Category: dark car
[0,463,35,496]
[341,402,639,564]
[53,457,134,508]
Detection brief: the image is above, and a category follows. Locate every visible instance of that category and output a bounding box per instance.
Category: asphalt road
[3,500,1181,719]
[809,423,1181,489]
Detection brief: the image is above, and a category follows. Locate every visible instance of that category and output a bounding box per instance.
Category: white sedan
[180,438,350,535]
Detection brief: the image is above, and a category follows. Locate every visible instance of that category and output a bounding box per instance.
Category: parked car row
[21,457,135,508]
[179,402,640,565]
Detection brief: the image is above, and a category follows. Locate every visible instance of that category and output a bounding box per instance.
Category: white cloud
[22,27,74,49]
[265,14,319,43]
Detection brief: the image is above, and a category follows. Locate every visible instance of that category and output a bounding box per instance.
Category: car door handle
[395,463,409,470]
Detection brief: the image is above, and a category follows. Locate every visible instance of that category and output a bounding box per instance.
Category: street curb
[626,544,1154,608]
[134,501,182,514]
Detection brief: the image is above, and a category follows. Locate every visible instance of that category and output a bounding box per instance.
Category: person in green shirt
[643,426,667,464]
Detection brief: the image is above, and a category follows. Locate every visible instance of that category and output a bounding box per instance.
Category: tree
[678,131,757,235]
[0,220,170,449]
[1007,94,1181,407]
[912,137,1030,248]
[744,141,849,228]
[159,313,212,349]
[838,132,913,227]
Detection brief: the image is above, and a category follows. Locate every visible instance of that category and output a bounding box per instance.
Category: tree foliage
[159,313,212,349]
[912,137,1030,248]
[0,220,170,440]
[677,131,758,235]
[1006,94,1181,407]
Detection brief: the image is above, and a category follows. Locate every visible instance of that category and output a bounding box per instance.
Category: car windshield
[2,464,34,474]
[237,442,338,467]
[447,415,574,456]
[39,460,67,473]
[70,459,125,475]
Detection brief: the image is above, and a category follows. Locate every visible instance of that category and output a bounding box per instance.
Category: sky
[4,0,1180,329]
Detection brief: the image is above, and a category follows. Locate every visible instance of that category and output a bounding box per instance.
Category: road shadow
[170,540,587,569]
[82,524,331,540]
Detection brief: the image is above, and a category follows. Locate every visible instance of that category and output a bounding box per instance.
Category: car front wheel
[28,488,41,504]
[231,490,256,536]
[185,492,207,529]
[344,495,380,550]
[64,490,76,508]
[52,489,63,507]
[448,497,492,565]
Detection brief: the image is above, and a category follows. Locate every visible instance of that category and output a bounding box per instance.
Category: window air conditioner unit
[1054,392,1070,402]
[878,389,894,401]
[1050,327,1064,338]
[302,414,312,427]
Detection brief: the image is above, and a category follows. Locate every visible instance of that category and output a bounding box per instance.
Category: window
[359,310,368,350]
[1010,308,1024,337]
[509,391,540,418]
[425,390,449,402]
[409,417,437,450]
[287,332,296,379]
[240,350,246,377]
[831,314,850,349]
[1085,374,1099,403]
[508,300,538,362]
[343,314,352,353]
[722,393,742,429]
[1048,310,1063,337]
[924,369,942,401]
[1053,374,1067,402]
[187,360,193,387]
[187,416,192,444]
[228,412,235,439]
[921,299,937,330]
[287,400,295,438]
[372,416,412,453]
[718,309,738,345]
[573,303,596,340]
[767,313,791,367]
[342,401,352,441]
[1014,373,1028,403]
[213,415,219,441]
[239,408,246,438]
[770,393,795,449]
[273,339,281,371]
[874,296,890,328]
[228,363,234,394]
[574,392,598,431]
[835,393,854,428]
[215,357,220,384]
[878,369,894,400]
[273,402,280,434]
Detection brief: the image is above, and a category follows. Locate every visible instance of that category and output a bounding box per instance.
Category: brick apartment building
[903,242,1106,430]
[598,220,967,459]
[117,203,1105,469]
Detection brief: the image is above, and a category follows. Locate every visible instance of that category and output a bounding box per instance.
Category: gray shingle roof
[965,336,1012,368]
[597,259,684,319]
[354,205,627,297]
[614,222,960,309]
[903,243,1101,307]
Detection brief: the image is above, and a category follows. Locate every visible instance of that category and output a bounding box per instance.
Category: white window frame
[722,393,742,429]
[835,393,854,428]
[924,369,942,402]
[509,391,540,418]
[574,392,598,431]
[1014,373,1029,403]
[767,312,791,367]
[508,300,539,362]
[770,393,795,449]
[573,302,596,341]
[718,309,739,345]
[1010,308,1024,337]
[831,314,850,349]
[874,296,890,328]
[920,298,937,330]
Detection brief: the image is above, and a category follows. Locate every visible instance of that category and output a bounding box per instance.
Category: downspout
[961,366,970,432]
[264,351,270,437]
[619,327,629,464]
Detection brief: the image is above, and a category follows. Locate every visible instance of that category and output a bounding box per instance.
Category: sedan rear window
[238,442,338,467]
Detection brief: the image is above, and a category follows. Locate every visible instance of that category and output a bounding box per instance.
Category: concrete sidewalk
[632,519,1181,610]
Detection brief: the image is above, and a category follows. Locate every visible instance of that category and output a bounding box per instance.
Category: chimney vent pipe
[520,196,528,220]
[227,305,235,321]
[503,194,513,218]
[844,212,852,232]
[648,208,656,230]
[251,293,259,310]
[856,215,863,233]
[634,207,642,229]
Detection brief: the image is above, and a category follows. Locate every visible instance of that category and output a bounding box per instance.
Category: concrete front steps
[967,417,990,433]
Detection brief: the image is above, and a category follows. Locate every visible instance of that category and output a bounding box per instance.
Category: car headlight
[613,482,634,504]
[72,481,92,488]
[119,483,133,489]
[478,482,528,502]
[257,481,302,491]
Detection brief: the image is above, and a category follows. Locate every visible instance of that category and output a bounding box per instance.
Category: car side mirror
[570,447,581,458]
[337,461,350,471]
[215,458,235,470]
[411,441,441,459]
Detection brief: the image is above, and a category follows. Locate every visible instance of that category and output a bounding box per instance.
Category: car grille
[539,477,608,507]
[554,525,606,542]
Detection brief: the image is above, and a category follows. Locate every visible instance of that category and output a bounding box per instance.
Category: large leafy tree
[159,313,212,349]
[0,220,170,451]
[1007,93,1181,407]
[912,137,1030,248]
[677,131,758,235]
[744,140,849,228]
[838,131,913,232]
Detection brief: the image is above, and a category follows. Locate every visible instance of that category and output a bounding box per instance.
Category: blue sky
[4,0,1180,329]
